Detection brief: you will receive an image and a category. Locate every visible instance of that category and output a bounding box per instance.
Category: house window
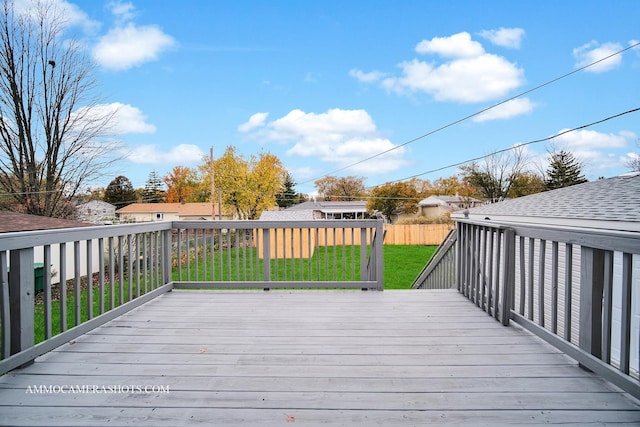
[155,213,163,220]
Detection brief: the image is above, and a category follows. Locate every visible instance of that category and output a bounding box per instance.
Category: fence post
[9,248,34,358]
[579,246,605,360]
[500,228,515,326]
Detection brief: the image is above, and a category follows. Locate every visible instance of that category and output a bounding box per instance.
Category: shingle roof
[259,210,315,221]
[287,201,367,211]
[418,195,481,206]
[116,203,218,216]
[454,173,640,232]
[0,211,92,233]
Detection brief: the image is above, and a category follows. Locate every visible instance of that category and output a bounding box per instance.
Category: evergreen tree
[545,150,587,190]
[276,172,297,208]
[104,176,136,208]
[142,171,166,203]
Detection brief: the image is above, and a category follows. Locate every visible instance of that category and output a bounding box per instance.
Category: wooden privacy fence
[383,223,453,245]
[255,226,374,259]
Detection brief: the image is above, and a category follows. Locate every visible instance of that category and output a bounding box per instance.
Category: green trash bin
[34,263,45,292]
[6,263,46,292]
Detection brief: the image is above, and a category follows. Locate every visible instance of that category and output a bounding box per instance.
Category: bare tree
[0,0,119,217]
[459,146,529,203]
[625,139,640,172]
[314,176,366,201]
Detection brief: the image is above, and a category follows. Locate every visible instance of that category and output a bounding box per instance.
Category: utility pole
[210,147,215,219]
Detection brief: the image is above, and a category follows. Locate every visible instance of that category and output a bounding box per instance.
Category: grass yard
[175,244,437,289]
[384,245,437,289]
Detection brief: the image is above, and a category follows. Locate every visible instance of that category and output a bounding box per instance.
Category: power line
[380,106,640,186]
[299,41,640,186]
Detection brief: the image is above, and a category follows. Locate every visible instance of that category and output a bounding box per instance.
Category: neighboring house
[451,172,640,373]
[0,211,96,285]
[116,203,223,222]
[76,200,116,224]
[285,200,369,220]
[392,195,482,223]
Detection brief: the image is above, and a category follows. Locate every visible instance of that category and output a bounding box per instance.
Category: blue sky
[52,0,640,193]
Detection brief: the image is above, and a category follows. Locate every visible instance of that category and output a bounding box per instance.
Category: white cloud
[573,41,623,73]
[93,23,175,70]
[14,0,100,34]
[71,102,155,135]
[349,69,386,83]
[382,54,524,103]
[241,108,409,175]
[472,98,537,122]
[354,32,524,104]
[349,68,386,83]
[479,28,525,49]
[126,144,204,164]
[415,32,484,58]
[238,112,269,132]
[108,0,136,24]
[108,103,156,133]
[549,129,636,173]
[288,166,318,180]
[93,3,176,72]
[553,129,630,150]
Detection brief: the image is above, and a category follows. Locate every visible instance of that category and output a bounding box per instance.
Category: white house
[284,200,369,220]
[76,200,116,224]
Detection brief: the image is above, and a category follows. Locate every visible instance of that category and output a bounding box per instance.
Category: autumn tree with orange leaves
[163,166,206,203]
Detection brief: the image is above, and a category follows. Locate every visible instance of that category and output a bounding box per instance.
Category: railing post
[263,228,271,286]
[500,228,515,326]
[375,218,384,291]
[455,224,462,292]
[162,229,172,285]
[579,246,605,360]
[1,251,9,359]
[9,248,34,358]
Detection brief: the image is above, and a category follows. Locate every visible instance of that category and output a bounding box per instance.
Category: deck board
[1,289,639,426]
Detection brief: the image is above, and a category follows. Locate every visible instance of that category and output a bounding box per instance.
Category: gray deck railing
[412,228,457,289]
[171,220,383,290]
[0,219,383,375]
[421,219,640,399]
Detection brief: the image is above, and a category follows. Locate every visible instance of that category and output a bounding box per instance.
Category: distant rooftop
[287,200,367,212]
[259,210,315,221]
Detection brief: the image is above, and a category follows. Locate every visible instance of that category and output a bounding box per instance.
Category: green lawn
[384,245,437,289]
[174,244,437,289]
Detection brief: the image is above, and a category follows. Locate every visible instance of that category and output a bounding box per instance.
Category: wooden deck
[1,289,639,426]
